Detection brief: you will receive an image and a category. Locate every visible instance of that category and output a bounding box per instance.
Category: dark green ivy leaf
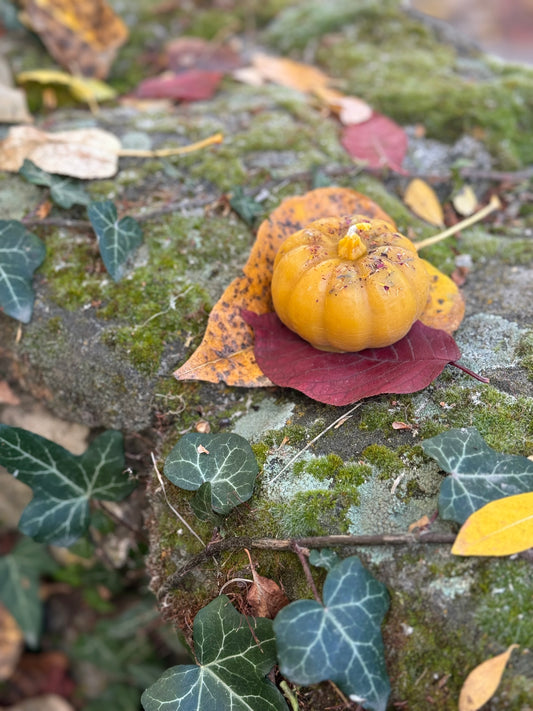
[189,482,221,523]
[19,159,91,208]
[142,595,286,711]
[0,220,45,323]
[88,200,143,281]
[0,426,136,546]
[164,433,259,515]
[0,537,57,647]
[308,548,340,571]
[421,427,533,523]
[273,556,390,711]
[229,187,264,226]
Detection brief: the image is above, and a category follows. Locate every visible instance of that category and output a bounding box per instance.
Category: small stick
[291,541,321,603]
[118,132,223,158]
[414,194,501,251]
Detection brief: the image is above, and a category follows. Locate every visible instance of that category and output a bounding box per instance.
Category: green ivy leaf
[0,427,136,546]
[88,200,143,281]
[0,220,45,323]
[189,482,221,523]
[273,556,390,711]
[19,159,90,208]
[142,595,286,711]
[421,427,533,523]
[164,433,259,515]
[0,537,57,647]
[308,548,339,571]
[229,186,264,226]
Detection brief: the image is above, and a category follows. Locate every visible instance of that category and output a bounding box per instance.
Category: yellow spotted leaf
[17,69,116,104]
[419,259,465,334]
[404,178,444,227]
[459,645,519,711]
[452,492,533,556]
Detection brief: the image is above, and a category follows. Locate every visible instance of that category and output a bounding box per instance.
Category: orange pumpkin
[271,214,431,352]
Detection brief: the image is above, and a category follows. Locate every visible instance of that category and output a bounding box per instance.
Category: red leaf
[242,311,461,406]
[135,69,223,101]
[341,112,408,174]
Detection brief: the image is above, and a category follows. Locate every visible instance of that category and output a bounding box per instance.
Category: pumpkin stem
[338,222,370,260]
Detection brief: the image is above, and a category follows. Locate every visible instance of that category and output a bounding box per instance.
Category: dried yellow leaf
[453,185,478,216]
[459,645,519,711]
[17,69,116,104]
[404,178,444,227]
[452,492,533,556]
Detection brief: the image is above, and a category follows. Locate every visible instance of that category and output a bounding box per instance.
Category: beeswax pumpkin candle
[271,215,430,352]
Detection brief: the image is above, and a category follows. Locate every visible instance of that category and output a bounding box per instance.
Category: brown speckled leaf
[420,259,465,333]
[174,187,394,386]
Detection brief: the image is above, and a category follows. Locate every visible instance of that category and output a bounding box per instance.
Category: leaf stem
[414,194,501,251]
[450,361,490,383]
[280,681,300,711]
[118,132,223,158]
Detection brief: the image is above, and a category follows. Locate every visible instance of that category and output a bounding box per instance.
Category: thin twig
[157,532,456,597]
[118,132,223,158]
[414,194,501,251]
[292,541,322,603]
[151,452,206,546]
[269,403,362,485]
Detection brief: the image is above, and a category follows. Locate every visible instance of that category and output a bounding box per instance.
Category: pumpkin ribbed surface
[271,215,430,352]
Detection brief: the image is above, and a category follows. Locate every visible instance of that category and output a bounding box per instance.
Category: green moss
[474,559,533,648]
[270,490,350,537]
[460,227,533,267]
[362,444,404,479]
[516,330,533,380]
[422,384,533,454]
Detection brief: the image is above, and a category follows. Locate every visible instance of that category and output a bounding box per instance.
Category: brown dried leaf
[314,86,372,125]
[0,85,33,124]
[22,0,128,79]
[404,178,444,227]
[0,381,21,406]
[251,53,330,93]
[0,125,120,178]
[245,550,289,619]
[0,602,24,681]
[174,187,394,386]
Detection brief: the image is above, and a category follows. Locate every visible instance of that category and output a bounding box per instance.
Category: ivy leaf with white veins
[88,200,143,281]
[421,427,533,524]
[0,220,46,323]
[19,159,91,208]
[0,427,136,546]
[141,595,287,711]
[164,433,259,515]
[0,537,57,648]
[273,556,390,711]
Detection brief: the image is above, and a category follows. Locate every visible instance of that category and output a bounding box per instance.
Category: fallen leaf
[419,259,465,333]
[251,53,330,93]
[392,421,413,430]
[0,125,121,178]
[135,69,224,101]
[453,185,479,216]
[408,515,431,532]
[0,381,20,406]
[0,602,24,681]
[3,694,75,711]
[4,650,75,700]
[452,492,533,556]
[174,187,394,386]
[341,113,408,173]
[404,178,444,226]
[21,0,128,79]
[459,645,519,711]
[0,84,32,123]
[17,69,116,104]
[165,37,242,73]
[245,550,289,619]
[243,311,461,406]
[314,86,372,125]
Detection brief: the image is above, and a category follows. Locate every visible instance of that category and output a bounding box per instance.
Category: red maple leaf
[242,311,461,406]
[341,112,408,174]
[135,69,223,101]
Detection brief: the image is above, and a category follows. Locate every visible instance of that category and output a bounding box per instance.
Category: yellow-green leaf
[452,492,533,556]
[404,178,444,227]
[17,69,116,104]
[459,645,519,711]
